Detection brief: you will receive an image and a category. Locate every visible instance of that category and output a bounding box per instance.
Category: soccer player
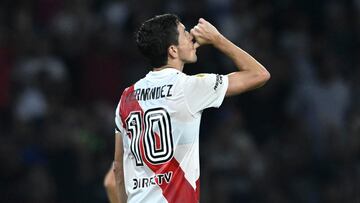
[111,14,270,203]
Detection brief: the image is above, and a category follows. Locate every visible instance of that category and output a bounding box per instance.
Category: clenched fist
[190,18,222,47]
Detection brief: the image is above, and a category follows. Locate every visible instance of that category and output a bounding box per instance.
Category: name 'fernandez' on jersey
[134,84,173,101]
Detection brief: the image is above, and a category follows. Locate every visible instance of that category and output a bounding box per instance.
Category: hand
[190,18,221,46]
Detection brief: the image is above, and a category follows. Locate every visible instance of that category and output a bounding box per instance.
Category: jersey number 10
[125,108,174,166]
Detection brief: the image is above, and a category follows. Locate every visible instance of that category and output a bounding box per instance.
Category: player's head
[136,14,197,68]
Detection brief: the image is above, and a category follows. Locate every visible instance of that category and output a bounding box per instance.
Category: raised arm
[190,18,270,96]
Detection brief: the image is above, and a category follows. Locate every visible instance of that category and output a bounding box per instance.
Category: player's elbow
[257,69,270,85]
[104,170,116,189]
[253,68,271,88]
[248,69,270,90]
[226,70,270,96]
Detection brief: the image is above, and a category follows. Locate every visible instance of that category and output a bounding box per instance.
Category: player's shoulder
[182,73,219,84]
[120,85,132,98]
[190,73,213,78]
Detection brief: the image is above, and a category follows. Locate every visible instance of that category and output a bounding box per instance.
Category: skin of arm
[190,18,270,96]
[104,165,119,203]
[113,132,127,203]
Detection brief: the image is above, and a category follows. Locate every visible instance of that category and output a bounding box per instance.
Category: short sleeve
[115,102,126,135]
[183,73,228,114]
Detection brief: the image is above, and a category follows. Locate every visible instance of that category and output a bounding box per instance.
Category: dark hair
[136,14,180,68]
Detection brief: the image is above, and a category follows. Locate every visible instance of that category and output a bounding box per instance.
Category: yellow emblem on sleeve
[195,74,206,78]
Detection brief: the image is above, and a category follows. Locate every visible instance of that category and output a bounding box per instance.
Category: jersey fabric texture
[115,68,228,203]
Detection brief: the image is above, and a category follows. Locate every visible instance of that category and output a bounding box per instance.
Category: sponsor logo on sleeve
[214,74,223,90]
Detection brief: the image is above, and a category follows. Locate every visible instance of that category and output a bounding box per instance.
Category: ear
[168,45,178,59]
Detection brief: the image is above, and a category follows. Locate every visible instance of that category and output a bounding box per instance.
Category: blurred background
[0,0,359,202]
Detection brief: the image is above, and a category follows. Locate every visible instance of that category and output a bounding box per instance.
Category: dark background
[0,0,359,202]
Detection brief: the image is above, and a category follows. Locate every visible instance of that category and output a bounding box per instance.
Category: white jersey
[115,68,228,203]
